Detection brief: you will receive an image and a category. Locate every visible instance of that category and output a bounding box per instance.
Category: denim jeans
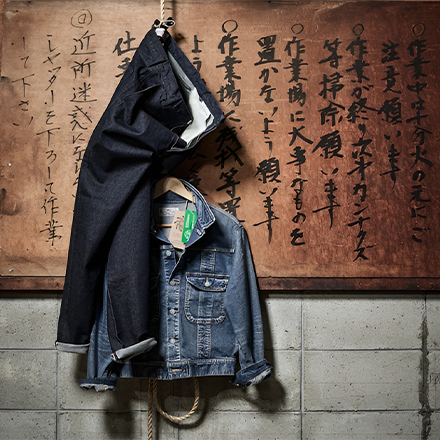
[56,26,224,360]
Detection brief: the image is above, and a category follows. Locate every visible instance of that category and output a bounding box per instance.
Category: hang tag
[181,210,197,244]
[168,211,186,250]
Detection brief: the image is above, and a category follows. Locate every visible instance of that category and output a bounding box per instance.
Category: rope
[148,380,154,440]
[160,0,165,22]
[147,378,200,440]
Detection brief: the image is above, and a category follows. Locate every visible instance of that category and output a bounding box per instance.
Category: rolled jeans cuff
[111,338,157,363]
[55,341,89,354]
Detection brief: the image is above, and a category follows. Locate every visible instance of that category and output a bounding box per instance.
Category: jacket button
[170,338,179,343]
[165,250,172,257]
[170,308,178,314]
[169,279,180,286]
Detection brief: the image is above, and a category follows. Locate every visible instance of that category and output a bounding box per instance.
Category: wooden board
[1,1,439,289]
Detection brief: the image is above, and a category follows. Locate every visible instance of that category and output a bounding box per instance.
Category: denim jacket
[80,180,272,390]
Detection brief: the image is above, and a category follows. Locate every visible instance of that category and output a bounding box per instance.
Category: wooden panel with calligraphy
[1,1,439,290]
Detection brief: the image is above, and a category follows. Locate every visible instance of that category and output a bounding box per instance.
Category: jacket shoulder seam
[209,204,242,227]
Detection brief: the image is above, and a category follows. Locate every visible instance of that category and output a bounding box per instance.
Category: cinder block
[0,350,57,410]
[58,351,145,411]
[427,351,440,410]
[176,410,301,440]
[0,411,57,440]
[427,412,440,440]
[0,297,58,349]
[304,350,421,411]
[263,293,302,350]
[58,411,174,440]
[303,294,424,350]
[174,349,301,412]
[303,411,421,439]
[426,293,440,349]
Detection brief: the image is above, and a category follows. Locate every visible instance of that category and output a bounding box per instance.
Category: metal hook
[161,18,175,29]
[154,17,175,29]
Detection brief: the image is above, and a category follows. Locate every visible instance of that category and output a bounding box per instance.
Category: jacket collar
[152,179,215,246]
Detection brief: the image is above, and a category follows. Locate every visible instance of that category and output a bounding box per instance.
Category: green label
[181,210,197,243]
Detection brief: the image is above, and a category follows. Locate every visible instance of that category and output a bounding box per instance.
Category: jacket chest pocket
[184,273,229,325]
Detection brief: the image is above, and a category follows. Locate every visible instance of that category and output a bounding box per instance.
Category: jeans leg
[105,172,153,352]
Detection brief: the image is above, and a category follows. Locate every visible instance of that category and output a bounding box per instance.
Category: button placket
[166,270,181,360]
[162,247,180,360]
[174,275,181,356]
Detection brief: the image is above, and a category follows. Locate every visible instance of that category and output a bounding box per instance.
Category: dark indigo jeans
[56,26,224,358]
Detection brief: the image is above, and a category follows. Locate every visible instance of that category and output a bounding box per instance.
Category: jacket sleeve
[227,224,272,387]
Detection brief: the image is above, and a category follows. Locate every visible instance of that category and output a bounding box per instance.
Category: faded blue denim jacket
[80,180,272,390]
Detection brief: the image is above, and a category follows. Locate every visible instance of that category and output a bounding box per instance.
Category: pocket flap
[186,273,229,292]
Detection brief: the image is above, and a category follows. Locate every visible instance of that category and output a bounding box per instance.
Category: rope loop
[155,378,200,422]
[147,378,200,439]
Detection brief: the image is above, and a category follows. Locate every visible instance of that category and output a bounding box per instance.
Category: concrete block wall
[1,291,440,439]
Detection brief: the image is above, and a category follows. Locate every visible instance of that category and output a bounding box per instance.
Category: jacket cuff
[80,377,117,392]
[231,359,273,388]
[55,341,89,354]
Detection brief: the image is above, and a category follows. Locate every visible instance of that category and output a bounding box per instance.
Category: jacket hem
[127,357,237,380]
[81,357,237,389]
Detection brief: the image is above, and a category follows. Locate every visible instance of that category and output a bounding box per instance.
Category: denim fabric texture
[79,180,272,390]
[56,26,224,358]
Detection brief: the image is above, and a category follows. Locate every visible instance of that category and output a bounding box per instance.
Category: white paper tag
[168,211,186,250]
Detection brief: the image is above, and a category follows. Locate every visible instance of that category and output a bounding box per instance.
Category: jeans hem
[55,341,89,354]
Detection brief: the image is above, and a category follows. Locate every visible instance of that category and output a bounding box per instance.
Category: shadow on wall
[63,294,285,434]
